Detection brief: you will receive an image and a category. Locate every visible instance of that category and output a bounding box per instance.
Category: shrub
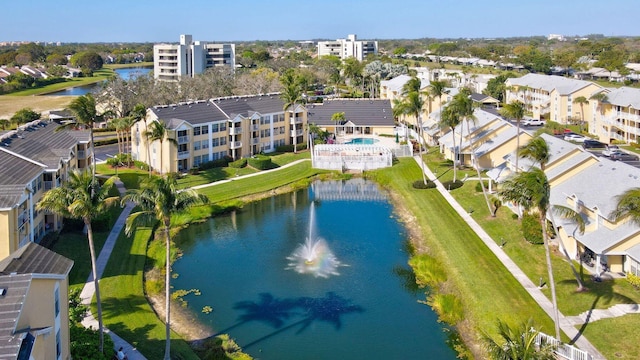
[627,273,640,289]
[133,160,149,171]
[442,180,464,190]
[475,181,491,192]
[412,180,436,189]
[229,158,247,168]
[521,213,543,244]
[276,144,295,153]
[189,166,200,175]
[199,156,232,170]
[409,254,447,287]
[70,325,115,360]
[426,293,464,325]
[247,154,273,170]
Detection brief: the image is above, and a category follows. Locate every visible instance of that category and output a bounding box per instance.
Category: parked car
[609,150,626,160]
[582,139,606,149]
[602,145,621,157]
[522,119,545,126]
[563,133,587,143]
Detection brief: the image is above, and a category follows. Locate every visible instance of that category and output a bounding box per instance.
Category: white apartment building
[154,34,236,82]
[317,34,378,61]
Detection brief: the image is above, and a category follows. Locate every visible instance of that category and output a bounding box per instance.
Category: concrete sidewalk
[79,179,148,360]
[413,156,606,360]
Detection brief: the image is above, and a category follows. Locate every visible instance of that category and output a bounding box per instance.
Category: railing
[295,129,304,136]
[229,127,242,135]
[230,141,242,149]
[251,124,260,131]
[77,150,85,158]
[290,117,303,125]
[178,136,189,144]
[177,150,190,159]
[534,331,592,360]
[252,138,260,144]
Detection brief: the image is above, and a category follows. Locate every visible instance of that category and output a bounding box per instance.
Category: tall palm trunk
[548,211,586,291]
[146,133,152,177]
[90,128,96,181]
[467,119,493,215]
[541,214,561,340]
[515,119,521,172]
[292,106,297,154]
[451,127,458,182]
[163,222,172,360]
[417,115,428,185]
[85,220,104,353]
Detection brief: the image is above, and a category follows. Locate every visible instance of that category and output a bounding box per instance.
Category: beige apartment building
[505,73,602,124]
[0,242,73,360]
[317,34,378,61]
[0,120,91,259]
[591,86,640,144]
[132,94,307,173]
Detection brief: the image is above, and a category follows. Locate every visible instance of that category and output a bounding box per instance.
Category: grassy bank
[369,159,555,347]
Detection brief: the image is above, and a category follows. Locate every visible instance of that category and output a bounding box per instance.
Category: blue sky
[2,0,638,43]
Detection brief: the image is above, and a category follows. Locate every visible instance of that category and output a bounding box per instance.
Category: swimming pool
[345,138,379,145]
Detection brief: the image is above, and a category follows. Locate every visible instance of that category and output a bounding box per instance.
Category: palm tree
[61,94,113,180]
[483,318,556,360]
[519,136,587,291]
[610,188,640,226]
[109,117,126,156]
[451,89,494,215]
[402,77,422,94]
[429,80,449,121]
[498,168,561,340]
[440,105,461,182]
[37,170,119,354]
[331,111,346,135]
[280,70,305,154]
[144,120,177,175]
[119,116,137,167]
[122,174,209,360]
[395,91,428,185]
[130,104,148,169]
[501,101,526,171]
[572,96,589,133]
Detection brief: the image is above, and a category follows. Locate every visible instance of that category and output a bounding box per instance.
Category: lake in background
[171,180,458,360]
[43,66,151,96]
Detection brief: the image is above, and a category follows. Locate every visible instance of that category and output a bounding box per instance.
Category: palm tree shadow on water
[215,292,364,350]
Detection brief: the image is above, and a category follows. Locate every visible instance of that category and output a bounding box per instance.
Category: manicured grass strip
[580,314,640,360]
[197,161,327,202]
[371,158,555,336]
[53,231,109,289]
[98,228,199,360]
[10,68,116,96]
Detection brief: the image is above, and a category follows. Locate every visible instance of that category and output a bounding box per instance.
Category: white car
[602,145,621,157]
[522,119,545,126]
[563,133,587,143]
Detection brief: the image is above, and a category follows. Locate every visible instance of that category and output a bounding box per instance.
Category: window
[202,154,209,162]
[202,140,209,149]
[193,155,201,166]
[194,126,201,136]
[220,137,227,146]
[212,138,219,147]
[202,125,209,134]
[219,122,227,131]
[54,287,60,317]
[177,129,188,137]
[178,144,188,153]
[212,124,219,133]
[193,141,201,151]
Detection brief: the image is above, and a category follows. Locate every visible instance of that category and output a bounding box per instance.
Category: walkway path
[566,303,640,326]
[412,155,606,360]
[79,179,148,360]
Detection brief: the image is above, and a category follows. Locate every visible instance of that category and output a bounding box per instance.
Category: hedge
[248,155,273,170]
[229,158,247,168]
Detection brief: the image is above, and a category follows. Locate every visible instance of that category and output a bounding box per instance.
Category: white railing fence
[534,331,592,360]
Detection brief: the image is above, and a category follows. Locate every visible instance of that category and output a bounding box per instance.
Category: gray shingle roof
[0,273,31,358]
[306,99,393,127]
[151,101,228,125]
[0,150,44,208]
[0,121,82,169]
[601,86,640,109]
[0,243,73,277]
[507,73,598,95]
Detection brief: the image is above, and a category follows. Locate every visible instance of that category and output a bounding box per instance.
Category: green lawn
[369,158,556,338]
[9,68,116,96]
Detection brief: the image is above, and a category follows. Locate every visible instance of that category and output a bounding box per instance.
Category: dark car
[583,139,606,149]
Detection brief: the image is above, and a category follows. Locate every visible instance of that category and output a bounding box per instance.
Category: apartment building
[0,242,73,360]
[505,73,601,124]
[0,120,91,259]
[592,87,640,144]
[132,94,307,173]
[306,98,394,136]
[317,34,378,61]
[154,34,236,82]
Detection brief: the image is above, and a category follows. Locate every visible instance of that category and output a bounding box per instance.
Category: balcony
[252,138,260,144]
[295,129,304,137]
[229,127,242,135]
[230,141,242,149]
[251,124,260,131]
[178,135,190,144]
[178,150,190,159]
[290,117,303,125]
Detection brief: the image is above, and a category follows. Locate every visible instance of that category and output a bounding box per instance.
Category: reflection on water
[172,180,458,360]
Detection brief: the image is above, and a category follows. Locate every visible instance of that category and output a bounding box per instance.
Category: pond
[43,66,151,96]
[171,179,458,359]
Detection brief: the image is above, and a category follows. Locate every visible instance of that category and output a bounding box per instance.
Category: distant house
[0,242,73,360]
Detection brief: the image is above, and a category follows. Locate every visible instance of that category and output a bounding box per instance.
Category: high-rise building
[154,34,235,82]
[317,34,378,61]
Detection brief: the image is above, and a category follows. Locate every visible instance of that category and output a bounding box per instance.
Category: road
[93,143,119,163]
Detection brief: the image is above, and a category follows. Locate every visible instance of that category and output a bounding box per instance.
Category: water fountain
[286,202,342,278]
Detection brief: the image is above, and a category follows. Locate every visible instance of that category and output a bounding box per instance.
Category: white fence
[312,144,393,171]
[534,331,592,360]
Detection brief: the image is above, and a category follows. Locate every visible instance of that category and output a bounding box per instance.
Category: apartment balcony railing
[230,141,242,149]
[251,124,260,131]
[178,136,189,144]
[177,150,190,159]
[294,129,304,137]
[290,117,303,125]
[605,112,640,123]
[252,138,260,144]
[229,127,242,135]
